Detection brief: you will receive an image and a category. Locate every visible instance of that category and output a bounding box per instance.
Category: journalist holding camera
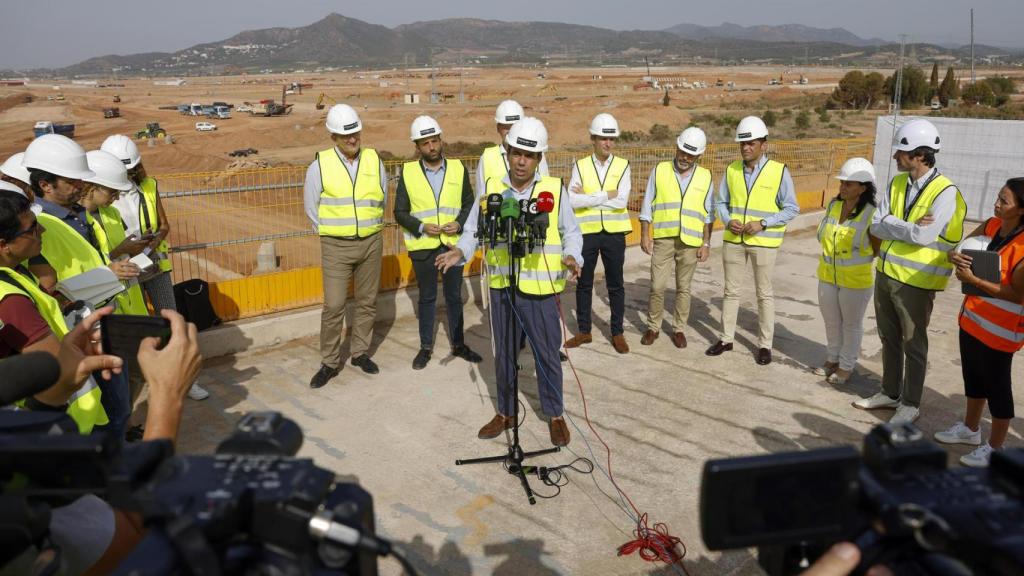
[1,186,203,574]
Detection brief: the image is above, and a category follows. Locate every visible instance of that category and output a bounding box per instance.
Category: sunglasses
[9,219,40,240]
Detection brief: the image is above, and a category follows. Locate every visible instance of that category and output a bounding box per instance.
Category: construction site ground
[164,225,1024,576]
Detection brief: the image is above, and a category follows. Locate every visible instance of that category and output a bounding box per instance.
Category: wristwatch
[759,219,768,229]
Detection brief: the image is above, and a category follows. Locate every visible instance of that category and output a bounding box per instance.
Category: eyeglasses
[9,219,39,240]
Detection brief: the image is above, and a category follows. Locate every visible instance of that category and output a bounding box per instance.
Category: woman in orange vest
[937,177,1024,467]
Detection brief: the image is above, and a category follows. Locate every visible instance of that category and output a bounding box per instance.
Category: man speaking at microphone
[436,117,582,447]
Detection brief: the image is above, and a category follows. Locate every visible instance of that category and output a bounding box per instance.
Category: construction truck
[249,86,293,116]
[135,122,166,140]
[33,121,75,138]
[112,94,121,103]
[103,107,120,119]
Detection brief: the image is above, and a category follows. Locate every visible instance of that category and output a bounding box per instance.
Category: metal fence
[157,138,873,320]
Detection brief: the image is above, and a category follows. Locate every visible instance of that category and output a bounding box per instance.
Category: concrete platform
[174,225,1024,576]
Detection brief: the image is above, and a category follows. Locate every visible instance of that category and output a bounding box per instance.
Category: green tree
[929,62,940,97]
[884,66,930,107]
[938,66,959,106]
[830,70,886,110]
[662,89,671,107]
[962,82,996,106]
[794,110,811,130]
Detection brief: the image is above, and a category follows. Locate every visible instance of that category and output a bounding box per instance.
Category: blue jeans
[96,370,131,441]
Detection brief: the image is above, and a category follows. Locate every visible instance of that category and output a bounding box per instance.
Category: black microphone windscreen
[0,352,61,406]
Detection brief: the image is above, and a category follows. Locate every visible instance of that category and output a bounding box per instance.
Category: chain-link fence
[157,138,873,320]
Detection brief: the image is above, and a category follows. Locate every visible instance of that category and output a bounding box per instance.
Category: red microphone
[535,191,555,214]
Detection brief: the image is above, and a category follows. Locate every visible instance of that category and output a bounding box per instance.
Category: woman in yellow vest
[937,178,1024,467]
[0,187,122,433]
[814,158,878,385]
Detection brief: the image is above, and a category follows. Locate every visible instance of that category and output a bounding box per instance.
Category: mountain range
[32,13,1021,77]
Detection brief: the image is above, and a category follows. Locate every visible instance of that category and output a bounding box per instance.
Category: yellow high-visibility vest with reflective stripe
[574,156,632,234]
[400,159,465,251]
[317,148,384,238]
[652,162,712,246]
[722,159,788,248]
[0,266,108,434]
[138,178,172,272]
[88,205,149,315]
[816,199,876,289]
[38,212,106,280]
[484,176,566,296]
[479,146,507,194]
[876,172,966,290]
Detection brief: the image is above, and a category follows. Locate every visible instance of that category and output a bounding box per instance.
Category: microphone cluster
[476,191,555,252]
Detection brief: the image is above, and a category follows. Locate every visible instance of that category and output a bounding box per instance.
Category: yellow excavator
[315,92,338,110]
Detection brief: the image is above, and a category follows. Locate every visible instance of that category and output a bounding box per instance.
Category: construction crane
[315,92,337,110]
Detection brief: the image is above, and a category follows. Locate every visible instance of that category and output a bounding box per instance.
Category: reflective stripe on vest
[574,156,632,234]
[816,199,876,289]
[138,177,172,272]
[722,159,787,248]
[959,217,1024,352]
[401,159,465,251]
[0,267,108,433]
[876,172,966,290]
[88,205,149,315]
[484,176,566,295]
[652,162,712,245]
[317,148,384,238]
[38,212,106,281]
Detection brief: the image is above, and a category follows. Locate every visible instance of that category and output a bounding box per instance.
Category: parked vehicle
[235,105,252,113]
[208,105,231,119]
[195,121,217,132]
[103,107,120,119]
[135,122,166,139]
[33,121,75,138]
[229,148,258,157]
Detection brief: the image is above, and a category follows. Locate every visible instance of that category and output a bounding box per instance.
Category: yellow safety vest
[0,266,108,434]
[574,156,632,234]
[876,172,966,291]
[484,176,566,296]
[480,146,508,192]
[722,159,788,248]
[38,212,106,280]
[88,205,149,315]
[651,162,712,246]
[816,199,876,289]
[316,148,384,238]
[138,178,172,273]
[400,159,465,251]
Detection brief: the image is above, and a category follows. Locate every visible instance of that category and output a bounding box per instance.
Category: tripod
[455,213,560,505]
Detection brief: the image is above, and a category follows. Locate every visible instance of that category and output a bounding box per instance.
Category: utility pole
[970,8,976,84]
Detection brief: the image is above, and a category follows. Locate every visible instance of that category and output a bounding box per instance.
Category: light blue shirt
[639,164,715,224]
[456,172,584,267]
[715,154,799,228]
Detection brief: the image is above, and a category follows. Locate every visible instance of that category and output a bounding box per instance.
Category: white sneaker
[933,422,982,446]
[960,443,994,468]
[187,383,210,401]
[889,404,920,425]
[852,393,900,410]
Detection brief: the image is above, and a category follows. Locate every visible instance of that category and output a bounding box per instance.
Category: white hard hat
[0,180,26,198]
[894,118,941,152]
[589,113,620,138]
[100,134,141,169]
[85,150,133,191]
[0,153,31,186]
[505,117,548,153]
[409,115,442,141]
[325,104,362,135]
[834,157,876,184]
[22,134,94,181]
[676,127,707,156]
[494,100,524,125]
[958,235,991,253]
[735,116,769,142]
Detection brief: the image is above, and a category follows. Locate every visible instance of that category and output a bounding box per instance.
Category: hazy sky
[1,0,1020,69]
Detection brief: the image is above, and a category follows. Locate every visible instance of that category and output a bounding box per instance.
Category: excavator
[315,92,337,110]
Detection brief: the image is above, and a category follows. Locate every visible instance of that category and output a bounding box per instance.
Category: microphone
[532,191,554,240]
[499,197,520,222]
[536,191,555,214]
[0,352,61,406]
[485,193,503,248]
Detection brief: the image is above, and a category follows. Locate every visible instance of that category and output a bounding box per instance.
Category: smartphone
[100,314,171,376]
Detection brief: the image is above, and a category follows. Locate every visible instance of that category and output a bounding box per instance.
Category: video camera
[1,410,395,575]
[700,423,1024,576]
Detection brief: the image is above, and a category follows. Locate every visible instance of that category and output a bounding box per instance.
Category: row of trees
[830,63,1017,110]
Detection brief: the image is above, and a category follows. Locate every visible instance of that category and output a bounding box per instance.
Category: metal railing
[156,138,873,319]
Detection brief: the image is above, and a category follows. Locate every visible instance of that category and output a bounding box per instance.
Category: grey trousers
[874,272,936,407]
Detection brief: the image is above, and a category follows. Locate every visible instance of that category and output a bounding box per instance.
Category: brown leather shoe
[756,348,772,365]
[477,414,513,439]
[672,332,687,349]
[564,333,593,348]
[640,329,658,345]
[549,417,570,447]
[705,340,733,356]
[611,334,629,354]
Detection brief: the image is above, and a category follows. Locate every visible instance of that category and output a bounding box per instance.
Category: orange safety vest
[959,217,1024,353]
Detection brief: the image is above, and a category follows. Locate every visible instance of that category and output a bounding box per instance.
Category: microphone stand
[455,213,560,505]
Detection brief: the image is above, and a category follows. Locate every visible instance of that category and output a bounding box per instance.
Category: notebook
[961,249,1001,296]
